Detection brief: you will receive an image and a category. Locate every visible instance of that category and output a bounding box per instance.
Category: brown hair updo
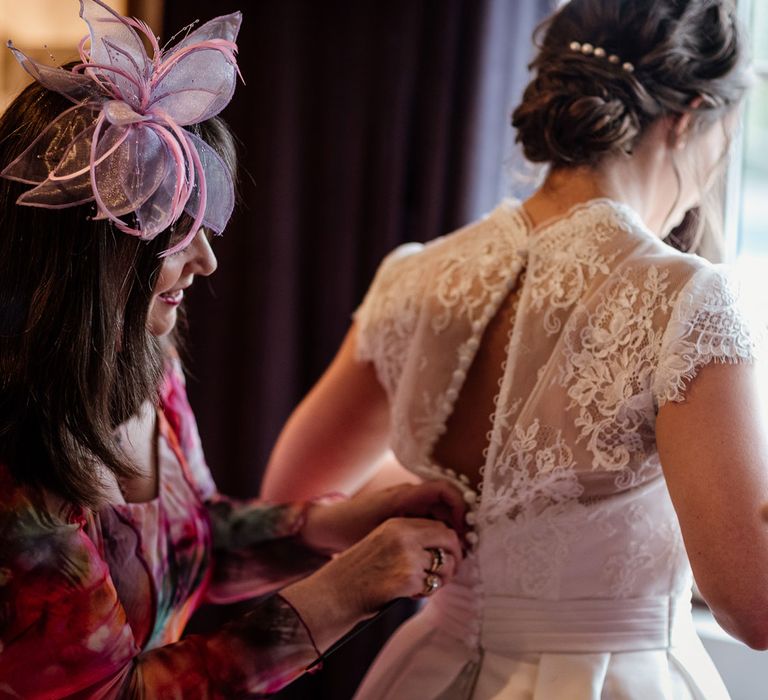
[512,0,749,167]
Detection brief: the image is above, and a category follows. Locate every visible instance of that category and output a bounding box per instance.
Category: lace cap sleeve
[353,242,424,363]
[653,264,762,406]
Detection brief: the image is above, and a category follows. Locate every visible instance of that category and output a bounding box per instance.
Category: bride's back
[351,196,757,699]
[354,197,744,601]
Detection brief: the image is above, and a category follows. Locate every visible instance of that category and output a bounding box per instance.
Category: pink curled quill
[1,0,242,255]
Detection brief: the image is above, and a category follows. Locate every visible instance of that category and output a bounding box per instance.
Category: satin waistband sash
[423,583,695,655]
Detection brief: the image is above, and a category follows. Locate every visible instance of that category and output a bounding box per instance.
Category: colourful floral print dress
[0,359,327,699]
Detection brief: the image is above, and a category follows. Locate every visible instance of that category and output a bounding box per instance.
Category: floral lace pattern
[559,266,676,472]
[354,242,425,399]
[527,203,622,335]
[356,205,528,467]
[482,420,581,523]
[355,198,760,603]
[653,264,761,405]
[480,420,585,599]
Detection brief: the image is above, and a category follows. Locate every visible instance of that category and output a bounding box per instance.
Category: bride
[262,0,765,697]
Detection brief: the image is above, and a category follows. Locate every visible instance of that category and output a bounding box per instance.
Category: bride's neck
[523,168,607,228]
[523,124,682,239]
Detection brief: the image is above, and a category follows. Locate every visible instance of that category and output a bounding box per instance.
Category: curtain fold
[164,1,549,696]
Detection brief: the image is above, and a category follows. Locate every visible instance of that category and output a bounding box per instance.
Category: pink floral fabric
[0,359,326,698]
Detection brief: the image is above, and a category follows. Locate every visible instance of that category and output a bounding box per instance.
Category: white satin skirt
[353,583,730,700]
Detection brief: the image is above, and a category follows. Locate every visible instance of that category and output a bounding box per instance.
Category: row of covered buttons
[416,461,485,646]
[422,462,479,547]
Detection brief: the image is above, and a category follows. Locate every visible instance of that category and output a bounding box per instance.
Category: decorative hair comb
[569,41,634,73]
[0,0,242,256]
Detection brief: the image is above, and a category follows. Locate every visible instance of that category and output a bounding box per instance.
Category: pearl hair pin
[569,41,634,73]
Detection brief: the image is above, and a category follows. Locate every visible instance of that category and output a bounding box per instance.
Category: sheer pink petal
[145,115,195,223]
[99,39,148,106]
[49,124,100,179]
[16,175,94,209]
[92,124,169,220]
[16,123,128,209]
[49,118,127,182]
[6,44,97,103]
[134,154,180,237]
[165,12,242,55]
[88,113,142,237]
[3,2,241,248]
[149,46,238,125]
[103,100,151,126]
[1,104,98,184]
[79,0,150,105]
[162,137,205,256]
[184,131,235,234]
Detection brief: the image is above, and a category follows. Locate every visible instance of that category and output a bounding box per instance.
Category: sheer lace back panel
[355,199,760,602]
[431,270,527,490]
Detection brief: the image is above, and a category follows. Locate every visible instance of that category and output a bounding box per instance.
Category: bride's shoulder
[374,200,528,278]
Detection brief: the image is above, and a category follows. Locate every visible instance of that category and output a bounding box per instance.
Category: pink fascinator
[1,0,242,255]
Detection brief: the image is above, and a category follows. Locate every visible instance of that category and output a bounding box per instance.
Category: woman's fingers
[418,572,443,597]
[312,514,466,615]
[372,524,446,600]
[424,480,470,535]
[422,546,456,579]
[386,480,470,535]
[291,513,469,640]
[407,516,464,565]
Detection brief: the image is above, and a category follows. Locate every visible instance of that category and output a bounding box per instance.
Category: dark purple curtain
[164,0,548,696]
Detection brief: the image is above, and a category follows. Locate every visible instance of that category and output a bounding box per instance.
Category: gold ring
[426,547,445,574]
[421,573,441,597]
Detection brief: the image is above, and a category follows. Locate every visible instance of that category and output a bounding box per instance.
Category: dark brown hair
[0,79,236,509]
[512,0,749,167]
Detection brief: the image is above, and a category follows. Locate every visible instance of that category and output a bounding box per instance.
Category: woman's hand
[300,480,468,553]
[281,516,463,652]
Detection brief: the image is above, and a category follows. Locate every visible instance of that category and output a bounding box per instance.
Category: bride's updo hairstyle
[512,0,749,167]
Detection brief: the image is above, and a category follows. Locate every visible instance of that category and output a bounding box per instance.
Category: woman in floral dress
[0,2,466,697]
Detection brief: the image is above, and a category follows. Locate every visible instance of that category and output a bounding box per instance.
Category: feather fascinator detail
[1,0,242,255]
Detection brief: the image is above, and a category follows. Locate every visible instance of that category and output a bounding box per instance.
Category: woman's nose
[188,230,218,277]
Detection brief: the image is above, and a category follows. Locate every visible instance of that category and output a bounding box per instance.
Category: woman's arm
[656,361,768,649]
[0,500,319,699]
[353,452,422,495]
[0,484,464,698]
[261,324,393,500]
[162,348,413,603]
[205,478,465,603]
[204,498,330,604]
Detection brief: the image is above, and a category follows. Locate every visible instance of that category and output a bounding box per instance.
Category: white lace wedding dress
[351,199,760,700]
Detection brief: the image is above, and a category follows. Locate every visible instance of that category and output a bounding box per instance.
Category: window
[733,0,768,259]
[731,0,768,392]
